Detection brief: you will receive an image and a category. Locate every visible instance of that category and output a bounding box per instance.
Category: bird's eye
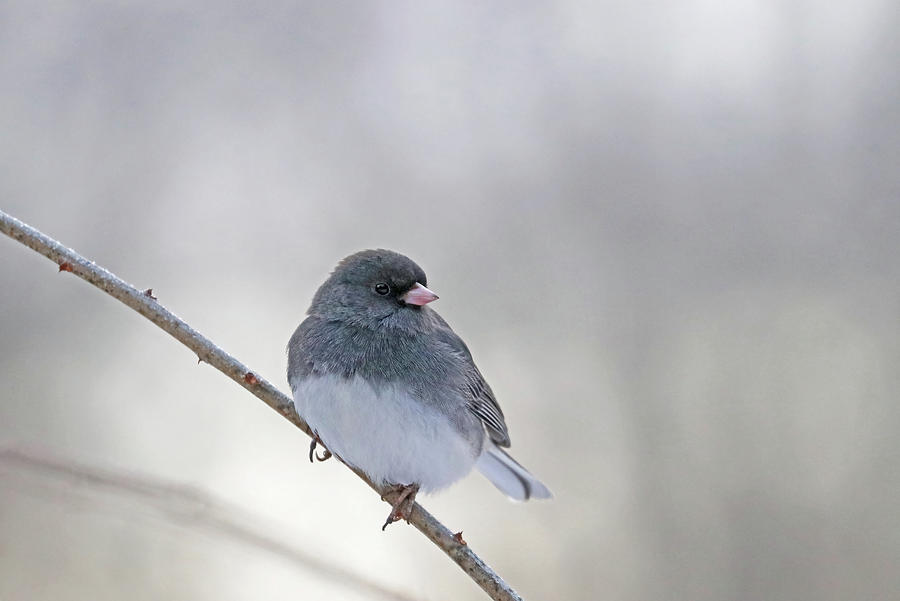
[374,282,390,296]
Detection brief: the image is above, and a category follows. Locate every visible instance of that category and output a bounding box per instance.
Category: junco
[288,249,551,528]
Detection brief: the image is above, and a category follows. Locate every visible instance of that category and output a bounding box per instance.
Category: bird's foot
[308,432,332,463]
[381,483,419,530]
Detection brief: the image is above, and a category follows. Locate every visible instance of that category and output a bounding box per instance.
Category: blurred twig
[0,447,419,601]
[0,209,523,601]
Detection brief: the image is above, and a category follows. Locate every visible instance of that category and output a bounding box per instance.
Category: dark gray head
[308,249,439,329]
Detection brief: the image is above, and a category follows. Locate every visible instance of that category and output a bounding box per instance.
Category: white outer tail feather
[476,442,552,501]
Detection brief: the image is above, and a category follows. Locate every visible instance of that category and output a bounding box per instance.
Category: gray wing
[429,312,512,448]
[464,364,511,447]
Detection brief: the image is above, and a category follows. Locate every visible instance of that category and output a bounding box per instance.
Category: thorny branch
[0,209,523,601]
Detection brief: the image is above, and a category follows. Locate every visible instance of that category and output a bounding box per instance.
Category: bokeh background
[2,2,899,600]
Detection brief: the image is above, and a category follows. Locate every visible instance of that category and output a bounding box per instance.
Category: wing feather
[429,312,512,447]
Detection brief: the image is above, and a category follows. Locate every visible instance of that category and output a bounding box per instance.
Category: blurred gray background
[1,2,899,600]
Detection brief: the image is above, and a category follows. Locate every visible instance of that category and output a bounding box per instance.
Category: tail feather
[476,443,552,501]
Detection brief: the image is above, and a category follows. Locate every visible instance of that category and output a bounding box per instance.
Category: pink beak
[401,282,439,306]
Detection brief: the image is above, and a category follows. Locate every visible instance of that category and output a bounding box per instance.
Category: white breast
[291,374,479,493]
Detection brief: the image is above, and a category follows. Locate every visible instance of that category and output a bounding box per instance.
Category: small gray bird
[287,249,551,528]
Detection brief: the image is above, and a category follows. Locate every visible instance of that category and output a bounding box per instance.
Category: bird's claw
[381,484,419,531]
[309,433,332,463]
